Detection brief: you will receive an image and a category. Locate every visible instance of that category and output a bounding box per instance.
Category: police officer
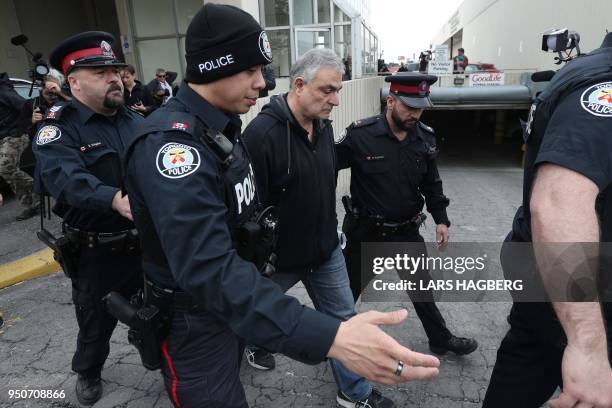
[33,32,143,405]
[124,4,440,407]
[336,72,478,356]
[483,33,612,408]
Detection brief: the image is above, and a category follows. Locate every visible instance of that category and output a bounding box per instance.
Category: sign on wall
[469,72,505,86]
[428,61,453,75]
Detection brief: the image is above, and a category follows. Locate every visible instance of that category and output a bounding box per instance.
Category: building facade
[431,0,612,72]
[1,0,378,84]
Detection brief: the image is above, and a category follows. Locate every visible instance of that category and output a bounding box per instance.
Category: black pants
[160,310,248,408]
[344,217,452,344]
[71,246,142,378]
[483,233,612,407]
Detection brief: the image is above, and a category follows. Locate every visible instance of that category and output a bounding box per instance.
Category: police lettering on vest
[198,54,235,73]
[234,164,256,215]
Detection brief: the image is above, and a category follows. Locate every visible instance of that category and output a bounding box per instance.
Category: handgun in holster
[104,290,171,370]
[237,206,279,277]
[36,228,80,279]
[341,195,361,237]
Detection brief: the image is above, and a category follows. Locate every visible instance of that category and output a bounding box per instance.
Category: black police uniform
[34,96,143,377]
[125,84,341,407]
[33,32,144,385]
[336,113,454,346]
[483,33,612,407]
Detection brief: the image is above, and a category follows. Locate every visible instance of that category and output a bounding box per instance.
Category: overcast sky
[370,0,464,63]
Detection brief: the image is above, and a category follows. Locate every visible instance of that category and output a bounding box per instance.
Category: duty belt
[144,278,203,314]
[366,213,427,236]
[63,224,139,253]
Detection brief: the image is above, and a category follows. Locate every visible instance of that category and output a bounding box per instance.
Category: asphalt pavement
[0,153,530,407]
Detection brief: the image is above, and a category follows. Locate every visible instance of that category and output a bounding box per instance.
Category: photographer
[30,69,71,126]
[0,72,39,220]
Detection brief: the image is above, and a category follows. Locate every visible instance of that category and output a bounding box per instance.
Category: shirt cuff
[97,186,120,212]
[430,208,450,227]
[278,306,340,365]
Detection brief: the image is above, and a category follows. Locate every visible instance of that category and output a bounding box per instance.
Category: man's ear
[293,77,305,95]
[386,95,394,110]
[67,74,79,92]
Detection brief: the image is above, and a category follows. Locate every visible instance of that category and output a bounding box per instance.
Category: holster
[36,229,80,279]
[104,285,172,371]
[236,206,278,277]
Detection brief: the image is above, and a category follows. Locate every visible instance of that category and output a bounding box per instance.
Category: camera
[541,28,582,64]
[10,34,50,97]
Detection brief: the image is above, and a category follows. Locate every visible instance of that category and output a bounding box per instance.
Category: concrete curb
[0,248,60,289]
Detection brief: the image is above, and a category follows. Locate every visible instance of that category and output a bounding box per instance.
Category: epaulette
[43,103,67,120]
[349,115,381,129]
[137,111,196,138]
[418,121,435,134]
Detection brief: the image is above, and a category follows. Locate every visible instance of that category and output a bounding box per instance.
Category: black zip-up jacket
[123,80,156,115]
[243,94,339,270]
[0,74,28,139]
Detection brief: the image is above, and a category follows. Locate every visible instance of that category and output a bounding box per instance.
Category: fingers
[377,350,440,384]
[362,309,408,326]
[573,403,594,408]
[405,349,441,368]
[401,365,440,381]
[549,392,578,408]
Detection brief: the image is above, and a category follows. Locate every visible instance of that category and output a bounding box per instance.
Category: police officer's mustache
[106,83,123,94]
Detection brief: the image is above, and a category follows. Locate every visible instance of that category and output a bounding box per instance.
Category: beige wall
[432,0,612,71]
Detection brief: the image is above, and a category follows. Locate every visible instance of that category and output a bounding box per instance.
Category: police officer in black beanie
[124,3,440,407]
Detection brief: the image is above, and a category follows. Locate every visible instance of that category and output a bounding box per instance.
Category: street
[0,158,525,408]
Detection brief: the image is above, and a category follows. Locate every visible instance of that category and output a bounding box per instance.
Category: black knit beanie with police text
[185,3,272,84]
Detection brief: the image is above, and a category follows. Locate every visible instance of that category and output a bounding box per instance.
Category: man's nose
[329,92,340,106]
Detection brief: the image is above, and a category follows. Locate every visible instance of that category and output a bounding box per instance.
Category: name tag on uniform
[365,155,385,161]
[79,142,105,153]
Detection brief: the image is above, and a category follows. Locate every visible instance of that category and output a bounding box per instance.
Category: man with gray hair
[243,48,399,408]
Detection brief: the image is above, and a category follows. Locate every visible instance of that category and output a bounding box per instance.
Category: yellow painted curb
[0,248,61,289]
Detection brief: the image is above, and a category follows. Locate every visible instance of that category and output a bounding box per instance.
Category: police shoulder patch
[335,128,348,144]
[156,142,201,179]
[44,104,65,120]
[580,81,612,117]
[36,125,62,145]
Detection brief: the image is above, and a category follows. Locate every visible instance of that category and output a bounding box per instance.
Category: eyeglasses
[156,74,166,78]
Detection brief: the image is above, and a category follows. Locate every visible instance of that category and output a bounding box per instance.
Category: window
[296,29,331,58]
[261,0,289,27]
[334,24,351,59]
[293,0,314,25]
[132,0,175,37]
[334,4,350,22]
[130,0,199,83]
[137,38,183,84]
[318,0,330,24]
[267,30,291,77]
[176,0,203,34]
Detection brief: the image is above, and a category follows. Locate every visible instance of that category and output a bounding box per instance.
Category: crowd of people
[1,3,611,408]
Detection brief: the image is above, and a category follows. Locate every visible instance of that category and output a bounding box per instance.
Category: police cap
[385,72,438,108]
[49,31,126,76]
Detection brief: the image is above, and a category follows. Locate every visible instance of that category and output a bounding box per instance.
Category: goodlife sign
[470,72,505,87]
